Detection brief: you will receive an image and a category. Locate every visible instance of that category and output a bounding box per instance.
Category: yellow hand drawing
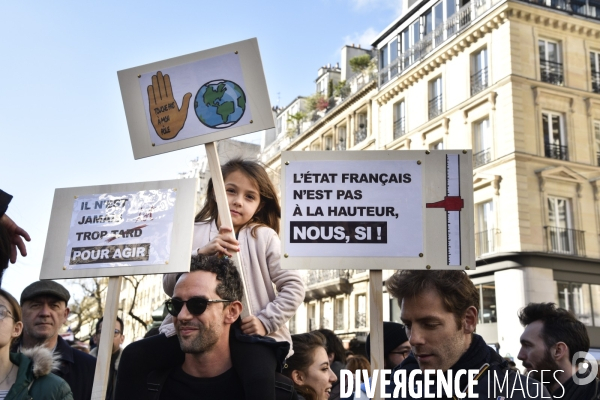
[147,71,192,140]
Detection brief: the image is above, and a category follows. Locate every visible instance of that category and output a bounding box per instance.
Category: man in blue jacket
[385,270,550,399]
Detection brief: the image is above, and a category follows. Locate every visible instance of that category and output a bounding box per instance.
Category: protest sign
[281,150,474,270]
[41,178,197,279]
[118,38,274,159]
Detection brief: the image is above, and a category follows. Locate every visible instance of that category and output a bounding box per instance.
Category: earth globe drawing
[194,80,247,129]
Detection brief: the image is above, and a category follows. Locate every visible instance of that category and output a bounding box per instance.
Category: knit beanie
[365,322,409,360]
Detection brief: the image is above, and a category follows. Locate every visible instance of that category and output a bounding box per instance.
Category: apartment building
[260,0,600,359]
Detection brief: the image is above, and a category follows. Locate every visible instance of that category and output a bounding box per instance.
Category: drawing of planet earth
[194,80,246,129]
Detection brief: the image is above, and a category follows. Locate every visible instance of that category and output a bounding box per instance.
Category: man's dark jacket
[387,334,551,399]
[115,320,296,400]
[553,375,600,400]
[53,336,97,400]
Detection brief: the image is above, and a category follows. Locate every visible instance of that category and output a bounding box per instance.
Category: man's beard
[526,350,561,383]
[175,321,220,354]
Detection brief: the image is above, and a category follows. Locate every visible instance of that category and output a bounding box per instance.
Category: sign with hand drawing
[118,38,273,159]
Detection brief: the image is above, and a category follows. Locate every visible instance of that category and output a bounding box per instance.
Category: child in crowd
[160,158,305,350]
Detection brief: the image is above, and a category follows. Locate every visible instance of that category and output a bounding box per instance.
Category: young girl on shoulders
[161,158,305,348]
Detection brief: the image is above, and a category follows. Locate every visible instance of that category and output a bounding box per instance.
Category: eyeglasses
[165,297,233,317]
[97,329,121,337]
[0,307,15,321]
[389,350,411,358]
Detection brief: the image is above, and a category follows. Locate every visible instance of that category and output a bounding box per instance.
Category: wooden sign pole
[91,276,123,400]
[369,270,384,400]
[205,141,251,318]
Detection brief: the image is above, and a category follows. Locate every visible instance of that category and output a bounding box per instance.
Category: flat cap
[20,280,70,305]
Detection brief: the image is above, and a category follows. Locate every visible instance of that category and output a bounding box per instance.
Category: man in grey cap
[17,280,96,400]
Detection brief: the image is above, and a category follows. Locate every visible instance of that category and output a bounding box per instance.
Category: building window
[557,282,594,326]
[539,39,563,85]
[594,122,600,166]
[591,52,600,93]
[311,141,321,151]
[542,112,567,160]
[475,200,495,257]
[289,314,296,334]
[321,300,332,329]
[394,100,406,139]
[429,77,443,120]
[335,297,344,331]
[355,113,368,145]
[545,197,585,256]
[324,135,333,151]
[355,294,367,328]
[473,118,491,167]
[337,126,347,150]
[476,283,497,324]
[471,48,489,96]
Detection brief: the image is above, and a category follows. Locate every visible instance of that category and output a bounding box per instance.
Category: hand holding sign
[197,226,240,257]
[147,71,192,140]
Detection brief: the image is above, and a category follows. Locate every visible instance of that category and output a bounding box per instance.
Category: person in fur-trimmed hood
[0,288,72,400]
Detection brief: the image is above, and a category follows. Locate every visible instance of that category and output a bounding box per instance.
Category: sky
[1,0,402,300]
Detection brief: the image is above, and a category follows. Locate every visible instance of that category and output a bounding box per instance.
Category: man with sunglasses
[116,255,296,400]
[90,316,124,400]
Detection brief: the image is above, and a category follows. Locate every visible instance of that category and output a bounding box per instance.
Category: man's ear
[63,306,70,325]
[291,370,305,386]
[553,342,569,362]
[463,306,478,334]
[224,301,243,324]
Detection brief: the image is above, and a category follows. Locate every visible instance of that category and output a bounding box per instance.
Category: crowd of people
[1,160,600,399]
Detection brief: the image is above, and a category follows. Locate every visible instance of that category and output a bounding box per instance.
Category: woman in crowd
[283,332,337,400]
[0,288,72,400]
[317,329,346,400]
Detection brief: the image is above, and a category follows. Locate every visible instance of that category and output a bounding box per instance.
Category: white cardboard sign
[280,150,475,270]
[118,38,274,159]
[41,179,198,279]
[285,160,423,257]
[64,189,177,269]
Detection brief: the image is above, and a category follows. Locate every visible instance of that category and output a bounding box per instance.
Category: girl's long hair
[282,331,328,400]
[195,158,281,235]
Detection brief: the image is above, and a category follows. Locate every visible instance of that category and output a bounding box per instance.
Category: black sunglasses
[165,297,234,317]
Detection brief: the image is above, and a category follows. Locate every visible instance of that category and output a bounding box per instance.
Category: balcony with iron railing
[355,127,368,145]
[544,141,568,160]
[356,313,367,329]
[429,95,443,120]
[471,67,489,96]
[378,0,503,87]
[335,314,344,331]
[394,117,406,140]
[593,71,600,93]
[544,226,586,257]
[519,0,600,20]
[540,59,564,85]
[473,148,492,168]
[475,229,497,257]
[305,269,367,300]
[259,71,375,163]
